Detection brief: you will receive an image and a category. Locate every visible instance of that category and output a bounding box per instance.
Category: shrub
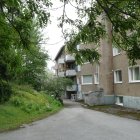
[21,102,34,113]
[0,80,12,103]
[45,77,73,105]
[10,96,24,107]
[43,104,52,112]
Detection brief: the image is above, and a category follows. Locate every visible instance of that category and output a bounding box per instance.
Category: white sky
[42,0,78,69]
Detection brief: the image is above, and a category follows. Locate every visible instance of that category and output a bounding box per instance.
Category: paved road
[0,100,140,140]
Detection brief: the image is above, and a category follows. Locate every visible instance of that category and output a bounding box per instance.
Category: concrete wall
[123,96,140,110]
[78,63,96,93]
[104,95,115,104]
[77,91,83,100]
[84,92,115,106]
[113,52,140,97]
[99,17,114,95]
[78,20,114,96]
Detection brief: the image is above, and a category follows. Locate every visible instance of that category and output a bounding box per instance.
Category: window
[116,96,123,106]
[94,64,99,84]
[113,47,121,56]
[82,75,93,85]
[76,44,80,50]
[77,65,81,71]
[114,70,122,83]
[128,66,140,82]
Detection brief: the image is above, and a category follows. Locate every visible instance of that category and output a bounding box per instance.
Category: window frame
[116,96,123,106]
[94,64,99,84]
[113,47,121,56]
[128,65,140,83]
[82,75,93,85]
[114,69,123,84]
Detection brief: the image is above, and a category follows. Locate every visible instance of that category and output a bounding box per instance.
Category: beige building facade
[54,17,140,109]
[54,43,140,109]
[113,50,140,109]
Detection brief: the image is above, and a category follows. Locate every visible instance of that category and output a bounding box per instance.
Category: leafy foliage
[59,0,140,64]
[45,77,73,100]
[0,84,62,131]
[18,47,49,91]
[0,0,51,48]
[0,0,51,102]
[10,84,62,113]
[0,80,12,103]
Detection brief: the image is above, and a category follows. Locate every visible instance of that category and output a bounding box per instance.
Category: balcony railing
[58,71,65,77]
[66,69,76,76]
[66,84,77,91]
[65,54,75,62]
[58,58,65,64]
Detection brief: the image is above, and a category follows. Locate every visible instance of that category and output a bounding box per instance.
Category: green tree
[0,0,51,81]
[0,0,51,48]
[59,0,140,65]
[20,48,49,91]
[45,77,73,104]
[0,0,51,102]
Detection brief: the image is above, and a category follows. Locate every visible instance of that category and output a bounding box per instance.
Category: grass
[87,104,140,120]
[0,85,63,132]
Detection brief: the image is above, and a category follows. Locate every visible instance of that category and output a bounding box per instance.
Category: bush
[0,80,12,103]
[10,96,24,106]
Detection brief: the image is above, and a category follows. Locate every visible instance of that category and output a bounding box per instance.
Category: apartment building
[113,49,140,109]
[54,18,140,110]
[54,46,77,99]
[54,43,140,109]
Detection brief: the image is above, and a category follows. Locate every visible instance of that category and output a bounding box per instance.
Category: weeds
[0,85,63,132]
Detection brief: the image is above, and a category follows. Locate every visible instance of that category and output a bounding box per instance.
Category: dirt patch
[86,104,140,120]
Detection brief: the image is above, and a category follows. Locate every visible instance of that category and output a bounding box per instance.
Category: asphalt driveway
[0,100,140,140]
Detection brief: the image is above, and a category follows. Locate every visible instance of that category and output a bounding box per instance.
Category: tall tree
[0,0,51,81]
[0,0,51,102]
[0,0,51,48]
[45,77,73,104]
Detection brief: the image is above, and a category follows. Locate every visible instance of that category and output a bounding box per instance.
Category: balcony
[65,54,75,62]
[66,69,76,77]
[58,58,65,64]
[66,84,77,91]
[58,71,65,77]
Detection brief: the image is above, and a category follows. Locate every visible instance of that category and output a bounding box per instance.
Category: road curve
[0,100,140,140]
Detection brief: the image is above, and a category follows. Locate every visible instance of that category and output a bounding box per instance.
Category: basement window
[116,96,123,106]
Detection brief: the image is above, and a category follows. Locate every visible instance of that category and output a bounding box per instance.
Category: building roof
[54,46,65,61]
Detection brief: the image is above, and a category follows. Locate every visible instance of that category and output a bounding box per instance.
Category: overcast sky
[41,0,77,69]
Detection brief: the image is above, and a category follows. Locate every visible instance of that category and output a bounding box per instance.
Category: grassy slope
[0,85,62,132]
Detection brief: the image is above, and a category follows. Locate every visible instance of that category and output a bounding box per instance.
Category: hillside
[0,85,62,132]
